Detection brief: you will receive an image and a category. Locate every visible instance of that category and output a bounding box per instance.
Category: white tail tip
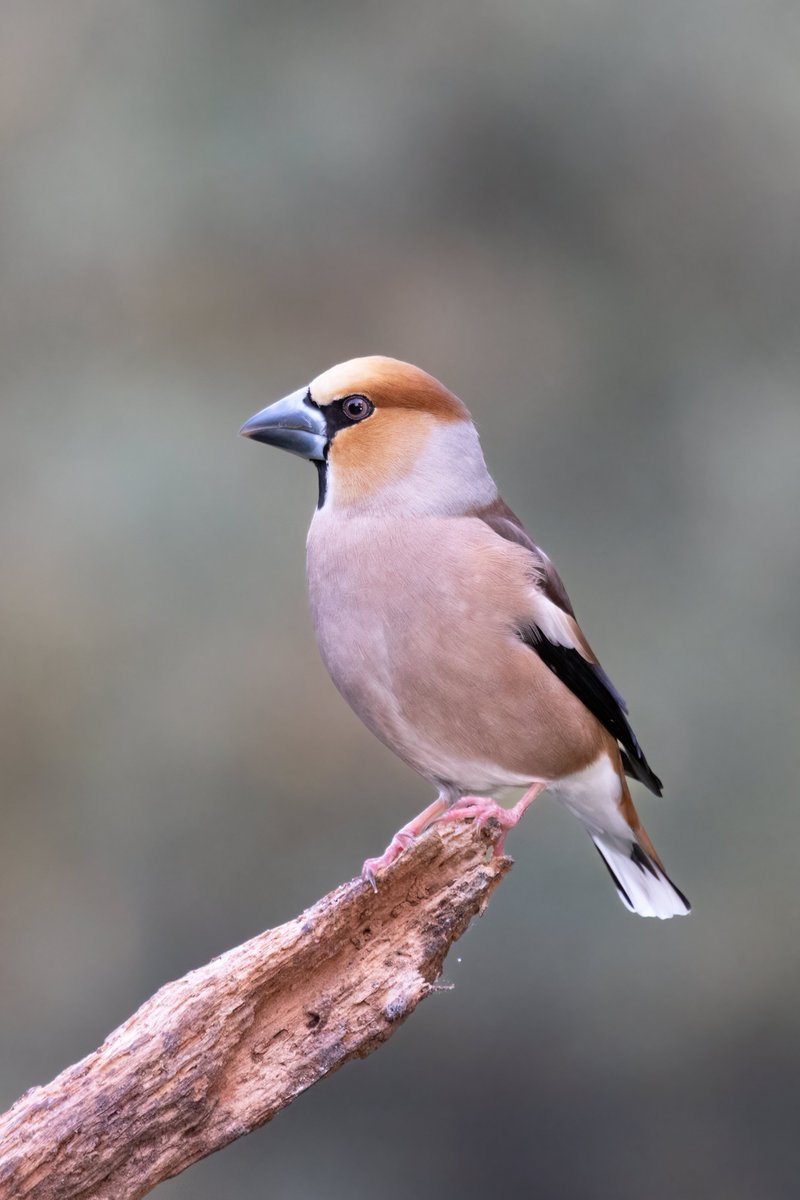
[592,835,691,919]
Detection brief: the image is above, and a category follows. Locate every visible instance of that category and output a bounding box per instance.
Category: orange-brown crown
[310,356,469,421]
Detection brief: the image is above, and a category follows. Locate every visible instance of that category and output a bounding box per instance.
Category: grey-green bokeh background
[2,3,799,1197]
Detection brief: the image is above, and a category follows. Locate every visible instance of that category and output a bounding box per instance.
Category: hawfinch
[241,357,689,919]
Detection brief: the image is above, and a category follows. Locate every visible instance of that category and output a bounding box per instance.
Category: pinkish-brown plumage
[241,357,690,918]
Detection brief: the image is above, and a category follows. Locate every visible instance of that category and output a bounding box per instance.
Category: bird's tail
[591,826,690,919]
[556,755,690,919]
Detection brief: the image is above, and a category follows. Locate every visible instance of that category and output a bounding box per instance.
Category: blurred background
[1,1,799,1196]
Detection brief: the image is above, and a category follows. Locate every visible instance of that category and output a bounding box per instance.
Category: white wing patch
[526,589,589,655]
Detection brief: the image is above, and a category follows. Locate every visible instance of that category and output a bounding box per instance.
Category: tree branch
[0,820,511,1200]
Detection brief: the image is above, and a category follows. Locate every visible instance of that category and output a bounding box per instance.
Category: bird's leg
[361,793,451,891]
[440,782,546,856]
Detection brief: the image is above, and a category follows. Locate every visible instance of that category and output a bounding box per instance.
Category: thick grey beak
[239,387,327,461]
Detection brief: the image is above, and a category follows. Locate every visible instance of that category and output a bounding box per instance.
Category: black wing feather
[519,624,663,796]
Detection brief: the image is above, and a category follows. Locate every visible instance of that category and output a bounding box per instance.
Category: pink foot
[361,794,451,891]
[441,784,545,856]
[361,831,415,892]
[441,797,518,855]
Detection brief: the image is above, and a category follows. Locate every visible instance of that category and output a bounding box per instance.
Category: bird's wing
[476,495,577,615]
[473,496,663,796]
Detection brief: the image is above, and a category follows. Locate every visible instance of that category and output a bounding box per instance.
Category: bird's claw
[442,797,510,828]
[361,831,415,890]
[442,797,519,856]
[362,863,378,893]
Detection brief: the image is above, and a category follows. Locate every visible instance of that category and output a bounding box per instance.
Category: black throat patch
[315,458,328,509]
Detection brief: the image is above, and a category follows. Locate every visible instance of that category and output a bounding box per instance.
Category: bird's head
[240,356,496,515]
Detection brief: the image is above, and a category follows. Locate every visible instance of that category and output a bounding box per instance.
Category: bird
[240,356,690,919]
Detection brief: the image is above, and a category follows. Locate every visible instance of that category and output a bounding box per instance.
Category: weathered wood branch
[0,820,510,1200]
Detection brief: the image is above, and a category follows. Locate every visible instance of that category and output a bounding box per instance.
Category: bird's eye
[342,395,373,422]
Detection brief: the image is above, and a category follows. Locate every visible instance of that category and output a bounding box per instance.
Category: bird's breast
[305,513,604,790]
[306,517,446,755]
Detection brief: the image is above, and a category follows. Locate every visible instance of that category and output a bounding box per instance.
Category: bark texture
[0,820,510,1199]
